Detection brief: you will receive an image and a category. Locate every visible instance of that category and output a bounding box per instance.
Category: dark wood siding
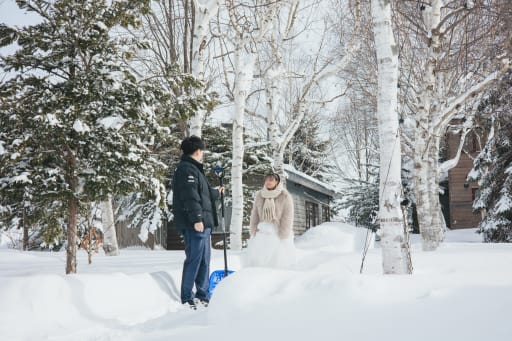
[446,130,482,229]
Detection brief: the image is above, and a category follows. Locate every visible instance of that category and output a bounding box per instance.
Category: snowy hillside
[1,222,511,341]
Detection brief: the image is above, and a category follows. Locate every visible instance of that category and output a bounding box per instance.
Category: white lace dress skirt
[244,222,296,269]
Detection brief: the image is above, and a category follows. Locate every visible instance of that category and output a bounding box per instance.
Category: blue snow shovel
[209,165,234,298]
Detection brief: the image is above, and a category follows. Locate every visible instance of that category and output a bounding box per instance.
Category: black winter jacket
[171,155,219,231]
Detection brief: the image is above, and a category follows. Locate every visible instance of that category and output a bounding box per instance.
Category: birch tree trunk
[101,196,119,256]
[229,46,255,251]
[401,0,509,251]
[225,1,280,250]
[372,0,411,274]
[264,0,361,183]
[188,0,220,136]
[393,0,510,250]
[413,0,443,251]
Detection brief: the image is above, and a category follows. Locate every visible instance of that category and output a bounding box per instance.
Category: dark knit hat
[264,172,280,184]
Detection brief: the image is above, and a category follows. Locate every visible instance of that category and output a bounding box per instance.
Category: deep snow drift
[1,222,511,341]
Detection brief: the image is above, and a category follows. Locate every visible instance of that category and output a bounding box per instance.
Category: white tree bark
[413,0,444,251]
[372,0,411,274]
[226,1,279,251]
[409,0,510,250]
[101,196,119,256]
[264,0,361,182]
[269,60,356,181]
[188,0,221,137]
[229,46,256,251]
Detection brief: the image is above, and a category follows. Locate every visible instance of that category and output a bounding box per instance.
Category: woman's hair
[264,172,280,184]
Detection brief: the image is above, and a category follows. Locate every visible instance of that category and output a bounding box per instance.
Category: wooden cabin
[283,165,336,236]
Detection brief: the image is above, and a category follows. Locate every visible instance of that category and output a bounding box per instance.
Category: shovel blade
[209,269,235,298]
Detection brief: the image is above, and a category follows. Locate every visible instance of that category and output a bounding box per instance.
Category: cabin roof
[284,164,336,198]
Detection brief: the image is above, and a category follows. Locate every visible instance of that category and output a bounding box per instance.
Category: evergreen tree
[469,72,512,242]
[337,174,379,231]
[0,0,168,273]
[114,66,214,246]
[284,114,333,180]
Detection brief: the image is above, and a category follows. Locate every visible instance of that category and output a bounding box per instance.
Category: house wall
[115,220,158,249]
[446,131,482,229]
[286,181,331,235]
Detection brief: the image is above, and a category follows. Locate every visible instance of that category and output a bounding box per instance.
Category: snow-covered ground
[1,222,511,341]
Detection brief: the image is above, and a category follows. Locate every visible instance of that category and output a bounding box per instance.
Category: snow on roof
[283,164,336,196]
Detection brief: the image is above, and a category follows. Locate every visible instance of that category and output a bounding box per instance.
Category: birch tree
[189,0,221,135]
[396,0,510,250]
[372,0,412,274]
[215,0,278,251]
[261,0,361,181]
[220,1,357,251]
[230,44,255,251]
[101,197,119,256]
[329,0,378,184]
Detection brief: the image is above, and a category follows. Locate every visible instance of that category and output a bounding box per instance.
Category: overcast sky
[0,0,42,76]
[1,0,40,26]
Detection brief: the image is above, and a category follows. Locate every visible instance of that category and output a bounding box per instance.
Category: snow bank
[0,270,182,339]
[0,249,187,340]
[295,221,374,252]
[1,225,512,341]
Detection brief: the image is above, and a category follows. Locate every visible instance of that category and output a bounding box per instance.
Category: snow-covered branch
[439,125,470,174]
[433,67,507,132]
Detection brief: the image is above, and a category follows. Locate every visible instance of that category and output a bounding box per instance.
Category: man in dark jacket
[171,135,222,309]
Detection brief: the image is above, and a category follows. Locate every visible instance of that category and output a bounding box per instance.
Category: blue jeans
[181,227,211,303]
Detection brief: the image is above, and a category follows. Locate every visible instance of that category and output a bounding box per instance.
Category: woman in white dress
[245,173,296,268]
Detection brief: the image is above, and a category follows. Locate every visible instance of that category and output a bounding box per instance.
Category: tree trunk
[65,147,78,274]
[428,138,445,243]
[414,0,443,251]
[229,46,255,251]
[101,196,119,256]
[188,0,220,136]
[66,193,78,274]
[22,206,28,251]
[372,0,412,274]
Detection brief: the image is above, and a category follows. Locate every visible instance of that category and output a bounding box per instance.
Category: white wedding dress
[244,222,296,269]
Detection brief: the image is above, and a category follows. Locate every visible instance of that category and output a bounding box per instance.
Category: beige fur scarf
[260,182,284,222]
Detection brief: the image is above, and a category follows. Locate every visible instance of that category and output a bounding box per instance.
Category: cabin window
[322,205,330,223]
[305,201,319,229]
